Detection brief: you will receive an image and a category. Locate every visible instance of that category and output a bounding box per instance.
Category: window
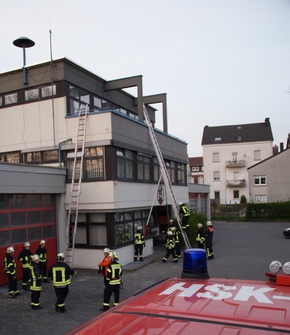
[213,152,219,163]
[25,152,41,164]
[191,166,199,172]
[41,85,56,98]
[0,96,2,106]
[233,190,239,199]
[137,154,151,181]
[254,150,261,161]
[25,89,39,101]
[254,175,267,185]
[84,147,104,179]
[5,93,18,105]
[69,85,90,115]
[153,157,160,182]
[177,163,186,184]
[232,152,238,162]
[0,151,21,163]
[214,191,220,200]
[116,149,134,180]
[43,150,58,163]
[254,195,267,203]
[213,171,220,181]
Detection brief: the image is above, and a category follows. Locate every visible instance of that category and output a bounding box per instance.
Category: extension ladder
[65,105,88,266]
[142,105,191,249]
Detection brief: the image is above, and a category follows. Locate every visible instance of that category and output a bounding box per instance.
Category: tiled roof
[202,118,273,145]
[188,157,203,166]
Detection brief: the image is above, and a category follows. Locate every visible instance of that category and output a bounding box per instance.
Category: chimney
[265,117,270,126]
[287,133,290,149]
[273,145,278,155]
[280,142,284,152]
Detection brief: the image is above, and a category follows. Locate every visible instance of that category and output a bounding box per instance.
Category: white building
[202,118,273,204]
[0,58,189,270]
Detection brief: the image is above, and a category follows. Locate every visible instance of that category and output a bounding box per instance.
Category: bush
[246,201,290,220]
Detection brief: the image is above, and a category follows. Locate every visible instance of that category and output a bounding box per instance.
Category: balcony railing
[227,179,246,187]
[226,160,245,168]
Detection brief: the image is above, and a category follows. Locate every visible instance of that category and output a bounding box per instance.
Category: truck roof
[67,276,290,335]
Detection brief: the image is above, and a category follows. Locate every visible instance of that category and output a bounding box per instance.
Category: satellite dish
[13,36,35,84]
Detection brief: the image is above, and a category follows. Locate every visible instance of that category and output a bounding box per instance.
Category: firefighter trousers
[54,286,69,311]
[103,283,120,309]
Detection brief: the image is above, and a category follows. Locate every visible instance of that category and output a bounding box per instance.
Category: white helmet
[57,253,65,260]
[197,223,203,228]
[32,254,40,261]
[179,202,183,205]
[137,226,142,231]
[24,242,30,247]
[103,248,110,254]
[207,221,213,226]
[168,231,173,236]
[6,246,14,254]
[39,240,46,245]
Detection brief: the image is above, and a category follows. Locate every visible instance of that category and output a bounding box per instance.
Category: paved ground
[0,221,289,335]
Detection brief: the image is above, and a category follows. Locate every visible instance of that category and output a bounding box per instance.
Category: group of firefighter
[133,202,214,263]
[3,240,76,312]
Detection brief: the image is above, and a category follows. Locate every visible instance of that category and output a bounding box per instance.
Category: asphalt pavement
[0,221,289,335]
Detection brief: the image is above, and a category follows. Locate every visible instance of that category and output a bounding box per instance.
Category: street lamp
[13,36,35,85]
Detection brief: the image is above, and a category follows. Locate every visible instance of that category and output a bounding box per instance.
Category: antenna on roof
[13,36,35,85]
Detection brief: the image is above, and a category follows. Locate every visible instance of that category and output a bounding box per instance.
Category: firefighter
[29,254,43,309]
[134,226,145,262]
[98,248,112,284]
[162,231,178,263]
[18,241,33,290]
[171,226,182,258]
[4,246,20,298]
[205,221,214,260]
[100,251,123,311]
[35,240,49,283]
[48,253,76,313]
[178,202,190,231]
[196,223,205,249]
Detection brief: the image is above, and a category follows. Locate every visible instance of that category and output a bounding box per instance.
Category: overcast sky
[2,0,290,156]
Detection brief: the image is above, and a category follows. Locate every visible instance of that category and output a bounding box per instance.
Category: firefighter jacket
[48,261,76,287]
[165,236,176,250]
[205,227,214,244]
[30,262,42,291]
[196,228,205,242]
[18,249,33,269]
[4,254,16,276]
[174,230,181,244]
[35,246,47,263]
[134,232,144,245]
[99,255,111,277]
[179,204,190,217]
[106,259,122,285]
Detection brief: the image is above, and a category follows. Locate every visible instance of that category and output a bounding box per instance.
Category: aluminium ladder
[65,105,88,266]
[142,105,191,249]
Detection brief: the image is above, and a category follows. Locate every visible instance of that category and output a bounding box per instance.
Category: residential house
[202,118,273,204]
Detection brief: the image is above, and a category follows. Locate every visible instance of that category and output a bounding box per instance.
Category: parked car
[283,227,290,237]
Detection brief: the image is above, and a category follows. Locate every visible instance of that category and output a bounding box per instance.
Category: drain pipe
[58,139,72,166]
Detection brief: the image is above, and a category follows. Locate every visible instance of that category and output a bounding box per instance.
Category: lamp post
[13,36,35,85]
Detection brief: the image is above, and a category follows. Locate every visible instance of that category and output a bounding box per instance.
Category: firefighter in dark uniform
[18,241,32,290]
[179,202,190,231]
[196,223,205,249]
[100,251,123,311]
[48,253,76,313]
[4,246,20,298]
[134,226,145,262]
[29,254,43,309]
[205,221,214,260]
[35,240,49,283]
[171,226,182,258]
[162,231,178,263]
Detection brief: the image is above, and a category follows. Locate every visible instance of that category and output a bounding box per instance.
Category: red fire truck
[67,249,290,335]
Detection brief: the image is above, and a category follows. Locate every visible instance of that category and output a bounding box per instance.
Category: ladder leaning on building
[65,105,88,266]
[142,105,191,249]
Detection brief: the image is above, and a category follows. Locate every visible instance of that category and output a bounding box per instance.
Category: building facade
[188,157,204,184]
[202,119,273,204]
[0,58,189,269]
[248,146,290,203]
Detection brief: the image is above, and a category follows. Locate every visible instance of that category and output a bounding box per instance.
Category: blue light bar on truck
[181,248,209,279]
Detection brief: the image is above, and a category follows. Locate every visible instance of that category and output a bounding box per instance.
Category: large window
[0,194,56,247]
[84,147,104,179]
[75,213,107,247]
[116,149,134,179]
[69,85,90,116]
[137,154,151,181]
[213,171,220,181]
[0,151,21,164]
[213,152,220,163]
[254,150,261,161]
[177,163,186,184]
